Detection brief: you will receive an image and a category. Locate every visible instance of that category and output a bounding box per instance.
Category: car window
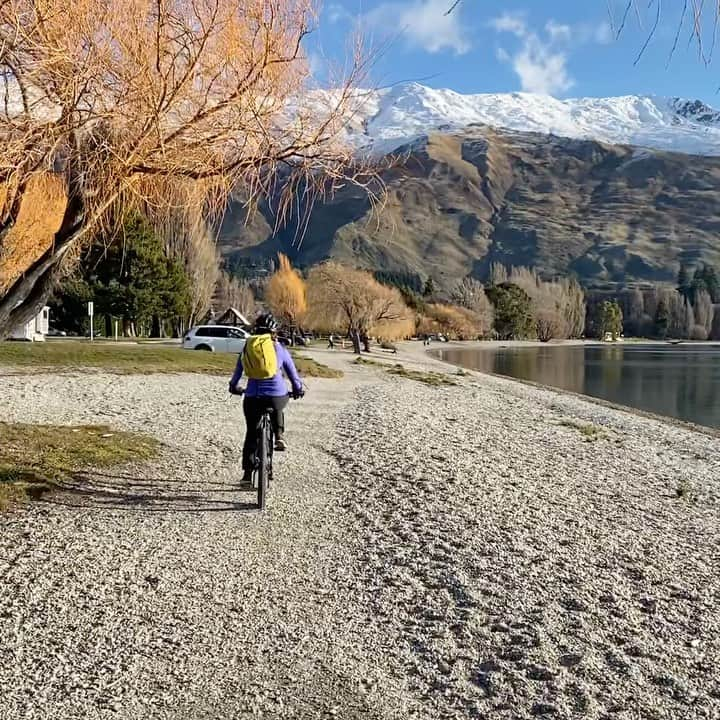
[196,327,228,338]
[227,327,246,339]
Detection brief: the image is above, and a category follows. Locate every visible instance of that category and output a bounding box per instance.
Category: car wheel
[194,344,213,351]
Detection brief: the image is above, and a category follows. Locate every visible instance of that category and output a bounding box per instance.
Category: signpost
[88,301,94,342]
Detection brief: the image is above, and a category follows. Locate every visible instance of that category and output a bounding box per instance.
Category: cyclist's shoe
[275,434,287,451]
[241,470,253,486]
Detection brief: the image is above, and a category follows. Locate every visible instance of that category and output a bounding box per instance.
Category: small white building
[10,306,50,342]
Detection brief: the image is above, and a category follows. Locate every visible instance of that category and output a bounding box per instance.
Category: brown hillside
[219,127,720,290]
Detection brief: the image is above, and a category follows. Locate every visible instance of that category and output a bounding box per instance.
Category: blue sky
[308,0,720,102]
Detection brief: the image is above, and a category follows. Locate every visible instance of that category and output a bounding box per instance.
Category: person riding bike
[229,312,304,485]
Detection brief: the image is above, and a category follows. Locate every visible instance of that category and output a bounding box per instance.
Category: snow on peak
[337,83,720,156]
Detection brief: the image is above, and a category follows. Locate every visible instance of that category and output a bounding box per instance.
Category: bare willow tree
[214,272,256,320]
[451,277,494,335]
[693,289,715,340]
[0,0,371,336]
[165,219,220,330]
[489,262,508,286]
[418,303,489,340]
[306,261,410,353]
[506,267,585,341]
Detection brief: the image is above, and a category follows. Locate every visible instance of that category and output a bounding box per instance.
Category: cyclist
[229,313,304,484]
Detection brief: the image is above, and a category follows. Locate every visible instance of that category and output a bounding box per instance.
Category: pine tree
[53,214,192,336]
[655,298,670,339]
[691,266,709,302]
[599,300,623,340]
[677,264,691,297]
[486,284,534,340]
[700,265,720,303]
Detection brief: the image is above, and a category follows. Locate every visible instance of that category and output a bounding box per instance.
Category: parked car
[182,325,249,353]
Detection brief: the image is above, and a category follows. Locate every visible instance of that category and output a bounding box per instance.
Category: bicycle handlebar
[228,385,304,399]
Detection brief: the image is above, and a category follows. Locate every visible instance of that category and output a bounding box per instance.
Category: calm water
[436,344,720,429]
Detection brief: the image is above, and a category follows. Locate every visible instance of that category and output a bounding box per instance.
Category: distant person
[328,333,335,350]
[360,331,370,353]
[228,313,304,485]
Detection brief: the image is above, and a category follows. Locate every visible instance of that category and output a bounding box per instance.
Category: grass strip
[0,341,341,378]
[386,363,457,387]
[0,422,160,509]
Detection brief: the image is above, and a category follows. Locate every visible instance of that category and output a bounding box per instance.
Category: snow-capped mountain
[333,82,720,157]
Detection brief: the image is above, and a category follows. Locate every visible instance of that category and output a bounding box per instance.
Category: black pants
[242,395,288,472]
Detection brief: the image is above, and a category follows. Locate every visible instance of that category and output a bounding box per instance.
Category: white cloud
[593,21,613,45]
[545,20,572,43]
[513,37,574,95]
[308,51,324,77]
[327,3,352,25]
[489,12,526,37]
[490,14,614,96]
[365,0,471,55]
[490,14,573,95]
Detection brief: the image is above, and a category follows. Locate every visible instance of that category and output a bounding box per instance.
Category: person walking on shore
[327,333,335,350]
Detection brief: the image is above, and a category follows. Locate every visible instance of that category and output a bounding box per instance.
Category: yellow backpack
[242,334,278,380]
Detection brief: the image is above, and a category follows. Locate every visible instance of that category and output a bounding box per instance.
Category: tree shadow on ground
[39,469,260,513]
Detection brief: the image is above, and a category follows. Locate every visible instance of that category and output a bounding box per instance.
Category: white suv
[182,325,249,353]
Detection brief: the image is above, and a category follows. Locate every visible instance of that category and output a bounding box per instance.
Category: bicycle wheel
[257,413,271,510]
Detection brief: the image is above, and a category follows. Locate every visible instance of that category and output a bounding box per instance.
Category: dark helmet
[253,312,279,334]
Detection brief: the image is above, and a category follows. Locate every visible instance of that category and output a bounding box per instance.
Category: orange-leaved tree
[418,303,488,340]
[265,253,307,329]
[0,0,371,337]
[306,261,410,353]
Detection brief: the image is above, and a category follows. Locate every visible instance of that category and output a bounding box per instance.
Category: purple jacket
[230,341,302,397]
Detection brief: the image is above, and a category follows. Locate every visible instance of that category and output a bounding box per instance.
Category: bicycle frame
[253,409,274,511]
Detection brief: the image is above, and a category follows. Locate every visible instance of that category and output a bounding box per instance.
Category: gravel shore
[1,347,719,720]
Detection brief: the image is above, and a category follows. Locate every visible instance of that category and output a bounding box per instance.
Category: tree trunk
[0,186,84,339]
[350,328,361,355]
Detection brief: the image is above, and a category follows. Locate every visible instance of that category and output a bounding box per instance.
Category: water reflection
[437,344,720,429]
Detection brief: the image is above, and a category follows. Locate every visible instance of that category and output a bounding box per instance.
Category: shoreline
[392,340,720,439]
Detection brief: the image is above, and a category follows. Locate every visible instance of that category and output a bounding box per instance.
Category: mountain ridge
[325,82,720,157]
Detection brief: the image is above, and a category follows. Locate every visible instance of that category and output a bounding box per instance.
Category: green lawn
[0,422,160,509]
[0,341,341,377]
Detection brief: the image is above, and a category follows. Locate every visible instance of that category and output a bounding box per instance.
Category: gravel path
[1,348,719,720]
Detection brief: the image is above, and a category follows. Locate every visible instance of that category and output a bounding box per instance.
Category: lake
[436,343,720,430]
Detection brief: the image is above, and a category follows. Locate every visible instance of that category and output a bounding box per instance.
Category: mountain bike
[231,389,303,510]
[253,403,274,510]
